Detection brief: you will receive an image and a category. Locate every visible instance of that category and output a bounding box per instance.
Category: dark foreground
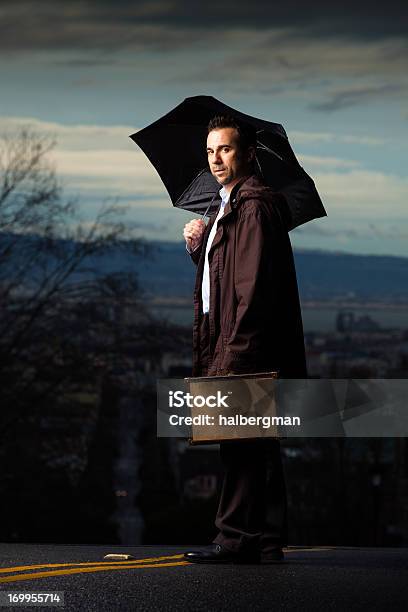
[0,545,407,611]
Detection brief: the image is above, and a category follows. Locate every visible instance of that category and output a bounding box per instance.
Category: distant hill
[293,248,408,301]
[138,242,408,301]
[1,233,407,301]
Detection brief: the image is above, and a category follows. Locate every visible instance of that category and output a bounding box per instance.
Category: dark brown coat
[189,174,307,379]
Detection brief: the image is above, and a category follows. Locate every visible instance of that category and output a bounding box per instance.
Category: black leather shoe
[260,547,284,564]
[184,544,259,564]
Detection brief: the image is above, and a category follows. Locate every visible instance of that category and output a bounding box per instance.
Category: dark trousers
[213,439,288,556]
[199,314,288,556]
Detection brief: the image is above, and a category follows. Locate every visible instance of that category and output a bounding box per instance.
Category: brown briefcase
[184,371,279,444]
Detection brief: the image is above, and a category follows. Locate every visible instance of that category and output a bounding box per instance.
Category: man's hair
[207,115,257,152]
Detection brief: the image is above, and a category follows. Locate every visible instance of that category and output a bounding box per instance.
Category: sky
[0,0,407,256]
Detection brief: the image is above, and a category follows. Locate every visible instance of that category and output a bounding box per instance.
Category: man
[182,115,307,564]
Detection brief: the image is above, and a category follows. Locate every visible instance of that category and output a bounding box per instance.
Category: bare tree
[0,128,148,438]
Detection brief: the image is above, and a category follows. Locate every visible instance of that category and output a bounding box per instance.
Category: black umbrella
[130,95,326,231]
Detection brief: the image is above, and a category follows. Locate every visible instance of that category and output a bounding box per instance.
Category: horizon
[2,228,408,260]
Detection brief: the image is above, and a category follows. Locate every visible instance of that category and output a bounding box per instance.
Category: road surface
[0,544,407,611]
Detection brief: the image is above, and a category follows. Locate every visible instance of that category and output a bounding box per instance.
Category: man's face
[206,127,254,191]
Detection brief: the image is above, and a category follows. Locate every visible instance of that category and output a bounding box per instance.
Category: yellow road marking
[0,554,184,575]
[0,547,336,584]
[0,561,189,584]
[285,547,335,552]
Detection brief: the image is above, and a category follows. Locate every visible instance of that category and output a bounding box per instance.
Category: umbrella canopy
[130,95,326,231]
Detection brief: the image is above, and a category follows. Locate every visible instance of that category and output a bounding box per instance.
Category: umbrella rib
[175,166,220,218]
[255,155,264,180]
[256,140,284,162]
[174,167,208,206]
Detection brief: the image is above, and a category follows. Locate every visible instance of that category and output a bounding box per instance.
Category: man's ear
[247,145,256,163]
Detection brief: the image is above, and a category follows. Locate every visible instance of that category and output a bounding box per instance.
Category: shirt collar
[219,186,229,205]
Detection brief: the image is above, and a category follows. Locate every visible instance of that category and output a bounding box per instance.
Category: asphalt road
[0,544,407,611]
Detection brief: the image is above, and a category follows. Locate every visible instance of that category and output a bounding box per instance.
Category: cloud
[289,131,387,146]
[1,3,406,114]
[188,34,408,88]
[299,155,361,170]
[0,116,137,149]
[0,1,407,53]
[295,225,361,238]
[314,169,408,218]
[165,32,408,112]
[1,115,407,231]
[0,3,210,53]
[55,58,119,67]
[50,149,165,197]
[294,219,408,246]
[367,223,408,239]
[310,83,406,112]
[0,115,166,200]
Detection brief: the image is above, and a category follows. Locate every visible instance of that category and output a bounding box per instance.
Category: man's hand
[183,219,206,252]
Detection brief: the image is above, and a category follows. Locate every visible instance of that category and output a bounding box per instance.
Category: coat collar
[217,174,266,221]
[230,173,267,204]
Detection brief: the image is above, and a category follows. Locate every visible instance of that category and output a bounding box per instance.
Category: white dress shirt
[202,187,229,314]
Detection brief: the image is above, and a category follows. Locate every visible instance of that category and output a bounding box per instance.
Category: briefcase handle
[185,370,279,383]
